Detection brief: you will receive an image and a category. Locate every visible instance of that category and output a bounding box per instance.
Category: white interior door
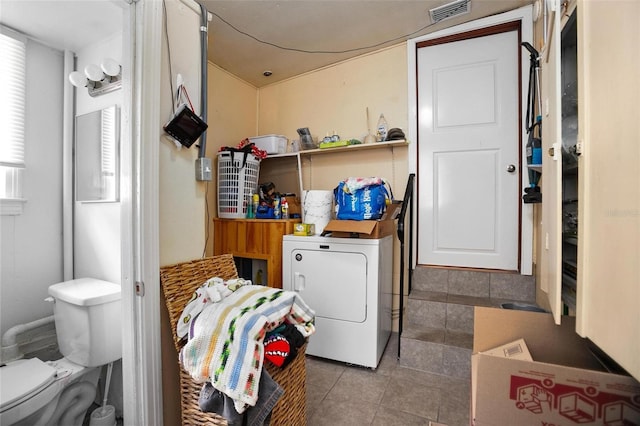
[540,3,563,324]
[417,29,520,270]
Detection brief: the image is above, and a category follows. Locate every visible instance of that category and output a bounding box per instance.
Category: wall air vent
[429,0,471,24]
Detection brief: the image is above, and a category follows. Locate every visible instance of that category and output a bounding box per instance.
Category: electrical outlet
[195,157,212,181]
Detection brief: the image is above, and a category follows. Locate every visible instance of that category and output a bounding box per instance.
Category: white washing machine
[282,234,393,368]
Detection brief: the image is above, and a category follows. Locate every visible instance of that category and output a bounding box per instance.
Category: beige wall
[257,43,409,194]
[159,0,206,266]
[204,63,259,255]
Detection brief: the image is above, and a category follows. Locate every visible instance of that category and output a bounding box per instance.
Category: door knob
[507,164,516,173]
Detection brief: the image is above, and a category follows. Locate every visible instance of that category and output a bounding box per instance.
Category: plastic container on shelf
[217,151,260,219]
[249,135,287,154]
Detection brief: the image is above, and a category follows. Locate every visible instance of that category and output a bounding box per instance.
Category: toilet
[0,278,122,426]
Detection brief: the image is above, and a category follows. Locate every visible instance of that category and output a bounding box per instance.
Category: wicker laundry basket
[160,254,307,425]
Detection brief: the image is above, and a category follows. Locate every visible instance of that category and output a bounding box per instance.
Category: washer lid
[0,358,56,411]
[48,278,121,306]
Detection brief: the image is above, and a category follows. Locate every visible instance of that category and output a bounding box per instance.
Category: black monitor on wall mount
[163,104,208,148]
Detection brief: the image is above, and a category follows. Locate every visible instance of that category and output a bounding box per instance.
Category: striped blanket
[178,284,315,413]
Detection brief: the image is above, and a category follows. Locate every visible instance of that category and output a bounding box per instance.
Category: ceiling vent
[429,0,471,24]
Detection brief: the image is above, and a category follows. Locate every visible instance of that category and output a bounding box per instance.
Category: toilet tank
[48,278,122,367]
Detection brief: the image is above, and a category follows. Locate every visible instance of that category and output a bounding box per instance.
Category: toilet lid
[0,358,56,411]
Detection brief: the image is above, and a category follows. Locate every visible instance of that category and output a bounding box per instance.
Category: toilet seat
[0,358,65,426]
[0,357,94,426]
[0,358,56,412]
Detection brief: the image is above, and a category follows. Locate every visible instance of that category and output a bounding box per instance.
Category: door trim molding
[407,5,534,275]
[122,0,163,424]
[416,20,521,48]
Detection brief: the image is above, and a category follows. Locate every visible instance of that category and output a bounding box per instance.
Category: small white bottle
[376,113,388,142]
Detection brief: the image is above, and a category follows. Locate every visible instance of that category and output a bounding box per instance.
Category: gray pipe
[1,315,55,363]
[198,2,209,158]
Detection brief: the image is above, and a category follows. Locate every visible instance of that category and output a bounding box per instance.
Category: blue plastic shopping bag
[334,178,391,220]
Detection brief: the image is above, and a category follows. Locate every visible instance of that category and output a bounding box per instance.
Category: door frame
[406,5,534,275]
[121,0,164,424]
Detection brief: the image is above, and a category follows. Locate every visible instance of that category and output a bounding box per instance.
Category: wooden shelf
[265,139,408,159]
[259,139,409,202]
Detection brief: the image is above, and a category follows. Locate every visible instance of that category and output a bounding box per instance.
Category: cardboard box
[472,307,640,426]
[293,223,315,236]
[322,202,400,239]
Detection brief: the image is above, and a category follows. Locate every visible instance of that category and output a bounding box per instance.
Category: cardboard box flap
[322,202,400,238]
[381,202,401,220]
[323,219,378,235]
[474,307,607,372]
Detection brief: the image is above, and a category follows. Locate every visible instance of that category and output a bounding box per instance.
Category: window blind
[0,26,26,201]
[0,28,26,167]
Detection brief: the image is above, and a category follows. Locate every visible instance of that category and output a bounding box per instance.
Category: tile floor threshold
[306,333,471,426]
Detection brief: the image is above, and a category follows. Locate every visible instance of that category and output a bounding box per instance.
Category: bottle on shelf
[252,193,259,218]
[245,198,254,218]
[273,196,281,219]
[281,197,289,219]
[376,113,388,142]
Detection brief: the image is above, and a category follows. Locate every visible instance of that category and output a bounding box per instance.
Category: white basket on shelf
[217,150,260,219]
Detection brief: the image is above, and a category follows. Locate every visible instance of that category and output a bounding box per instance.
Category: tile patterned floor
[305,333,471,426]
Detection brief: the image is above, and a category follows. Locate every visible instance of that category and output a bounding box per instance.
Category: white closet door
[540,0,563,324]
[575,0,640,381]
